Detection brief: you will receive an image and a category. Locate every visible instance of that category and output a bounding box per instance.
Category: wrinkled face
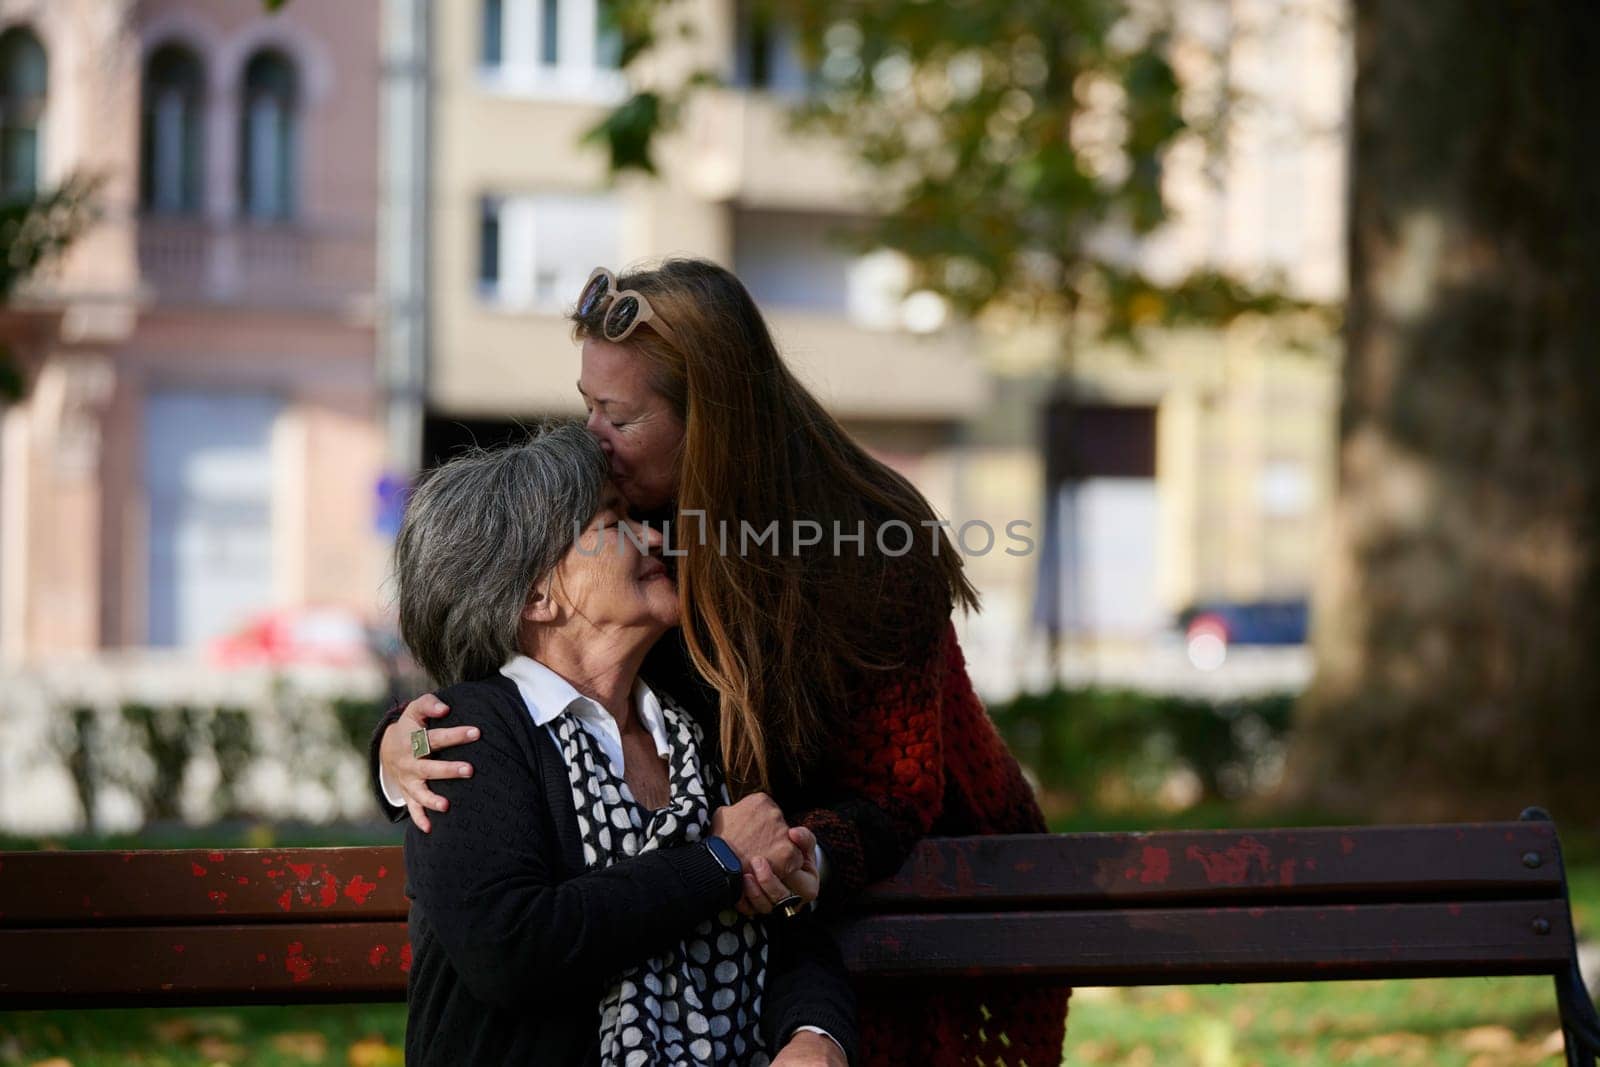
[578,338,685,514]
[543,484,678,635]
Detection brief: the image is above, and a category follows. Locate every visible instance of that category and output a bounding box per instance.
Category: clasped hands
[383,695,820,915]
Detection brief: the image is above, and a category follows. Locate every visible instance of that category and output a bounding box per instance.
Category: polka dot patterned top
[554,693,771,1067]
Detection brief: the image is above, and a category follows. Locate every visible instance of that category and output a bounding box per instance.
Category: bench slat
[858,823,1563,907]
[833,900,1573,982]
[0,900,1571,1008]
[0,922,411,1008]
[0,848,408,926]
[0,823,1564,927]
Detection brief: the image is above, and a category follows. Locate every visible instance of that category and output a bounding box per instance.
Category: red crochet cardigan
[798,620,1070,1067]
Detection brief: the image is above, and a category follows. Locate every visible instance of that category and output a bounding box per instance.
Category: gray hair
[395,422,609,686]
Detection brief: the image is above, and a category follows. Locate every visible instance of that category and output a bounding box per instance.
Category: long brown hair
[572,258,977,794]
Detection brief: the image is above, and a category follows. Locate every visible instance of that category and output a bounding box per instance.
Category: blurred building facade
[0,0,1345,701]
[0,0,386,664]
[419,0,987,476]
[421,0,1346,696]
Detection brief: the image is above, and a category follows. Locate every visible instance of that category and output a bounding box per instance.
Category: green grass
[2,813,1595,1065]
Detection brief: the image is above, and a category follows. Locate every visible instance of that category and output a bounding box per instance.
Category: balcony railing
[136,217,375,312]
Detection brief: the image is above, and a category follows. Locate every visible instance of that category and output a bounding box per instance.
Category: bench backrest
[0,820,1576,1008]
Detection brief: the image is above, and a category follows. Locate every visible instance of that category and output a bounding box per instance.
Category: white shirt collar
[499,654,671,776]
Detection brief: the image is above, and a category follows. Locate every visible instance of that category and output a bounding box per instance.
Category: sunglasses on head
[576,267,677,344]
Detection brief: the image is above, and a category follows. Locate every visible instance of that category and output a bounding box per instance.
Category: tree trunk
[1285,1,1600,826]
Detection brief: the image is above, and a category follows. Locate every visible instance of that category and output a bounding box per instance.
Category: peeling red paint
[265,868,283,880]
[257,953,267,963]
[369,945,389,968]
[208,890,228,906]
[1448,904,1462,916]
[1305,858,1317,872]
[1185,837,1271,885]
[1278,858,1297,887]
[377,865,389,878]
[319,877,340,908]
[173,944,185,953]
[208,851,225,863]
[277,889,293,912]
[285,941,315,983]
[399,943,413,973]
[288,861,314,881]
[1138,847,1171,885]
[236,876,250,886]
[1340,835,1355,855]
[190,863,207,877]
[345,874,379,905]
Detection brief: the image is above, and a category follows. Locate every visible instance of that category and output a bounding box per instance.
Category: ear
[522,581,560,625]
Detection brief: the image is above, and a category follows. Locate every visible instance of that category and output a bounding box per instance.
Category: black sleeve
[760,915,859,1064]
[367,701,408,822]
[404,686,736,1010]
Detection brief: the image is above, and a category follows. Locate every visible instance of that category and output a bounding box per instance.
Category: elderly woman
[379,259,1067,1066]
[394,423,855,1066]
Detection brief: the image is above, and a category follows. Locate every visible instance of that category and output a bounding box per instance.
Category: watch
[703,835,743,895]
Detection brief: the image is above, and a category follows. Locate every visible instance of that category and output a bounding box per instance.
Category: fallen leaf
[195,1035,245,1062]
[273,1031,329,1061]
[347,1037,403,1067]
[1537,1029,1568,1056]
[1457,1025,1516,1053]
[150,1019,196,1043]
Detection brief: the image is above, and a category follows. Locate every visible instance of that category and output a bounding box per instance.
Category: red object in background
[209,607,377,669]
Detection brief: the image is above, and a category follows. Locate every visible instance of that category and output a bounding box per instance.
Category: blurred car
[1178,599,1308,670]
[210,606,390,670]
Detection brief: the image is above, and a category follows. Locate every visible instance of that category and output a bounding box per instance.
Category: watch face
[706,836,742,876]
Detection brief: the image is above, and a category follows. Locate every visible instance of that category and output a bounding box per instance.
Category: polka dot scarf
[554,695,770,1067]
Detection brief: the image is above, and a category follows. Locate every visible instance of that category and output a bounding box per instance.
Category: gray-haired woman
[395,423,854,1066]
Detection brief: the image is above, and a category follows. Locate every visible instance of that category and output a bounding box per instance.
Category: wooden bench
[3,809,1598,1063]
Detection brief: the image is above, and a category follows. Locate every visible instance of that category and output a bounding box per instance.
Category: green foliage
[332,696,381,759]
[989,686,1294,809]
[121,703,200,823]
[0,173,102,401]
[48,705,101,831]
[591,0,1331,346]
[210,708,256,820]
[0,173,102,302]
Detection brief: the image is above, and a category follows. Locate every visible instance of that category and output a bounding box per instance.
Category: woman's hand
[380,693,479,832]
[738,826,819,918]
[770,1029,848,1067]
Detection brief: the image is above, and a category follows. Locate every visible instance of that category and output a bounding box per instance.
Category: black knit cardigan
[399,673,858,1066]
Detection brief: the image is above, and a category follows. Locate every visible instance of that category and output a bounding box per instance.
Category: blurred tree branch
[589,0,1334,352]
[0,174,103,401]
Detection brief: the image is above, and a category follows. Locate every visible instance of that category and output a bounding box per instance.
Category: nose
[636,520,664,548]
[584,412,613,453]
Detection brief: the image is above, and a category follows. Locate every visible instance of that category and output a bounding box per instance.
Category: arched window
[141,43,205,214]
[0,26,46,201]
[238,49,297,221]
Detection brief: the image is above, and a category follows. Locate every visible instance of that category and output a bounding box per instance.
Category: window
[732,4,809,95]
[479,0,623,96]
[239,49,298,222]
[0,26,46,201]
[477,192,619,310]
[142,43,205,215]
[481,0,504,66]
